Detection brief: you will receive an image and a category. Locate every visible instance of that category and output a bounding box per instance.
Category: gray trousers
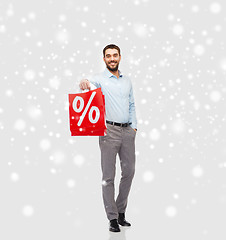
[99,123,136,221]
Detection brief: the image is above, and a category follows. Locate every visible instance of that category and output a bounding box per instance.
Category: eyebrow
[106,53,118,57]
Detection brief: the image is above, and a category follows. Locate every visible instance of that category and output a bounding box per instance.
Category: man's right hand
[79,79,91,90]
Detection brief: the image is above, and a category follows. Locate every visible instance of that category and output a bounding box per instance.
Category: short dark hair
[103,44,121,57]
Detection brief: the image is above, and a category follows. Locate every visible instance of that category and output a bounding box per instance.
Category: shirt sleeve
[129,83,137,129]
[88,75,101,88]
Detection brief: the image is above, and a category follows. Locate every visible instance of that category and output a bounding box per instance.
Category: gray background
[1,0,226,239]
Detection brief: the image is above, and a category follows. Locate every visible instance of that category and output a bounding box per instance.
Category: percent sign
[72,91,100,126]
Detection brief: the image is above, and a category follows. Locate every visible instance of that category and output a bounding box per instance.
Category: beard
[106,61,119,72]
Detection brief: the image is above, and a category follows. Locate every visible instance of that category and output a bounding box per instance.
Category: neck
[108,68,119,78]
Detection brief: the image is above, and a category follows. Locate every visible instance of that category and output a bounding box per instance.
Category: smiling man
[79,44,137,232]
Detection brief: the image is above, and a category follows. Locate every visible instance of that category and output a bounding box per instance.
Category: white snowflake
[193,44,205,56]
[27,106,42,120]
[209,2,221,14]
[192,165,204,178]
[133,23,148,38]
[40,139,51,151]
[10,172,20,182]
[165,205,177,217]
[24,69,36,81]
[67,179,76,188]
[172,24,184,36]
[22,205,34,217]
[50,151,65,165]
[73,154,85,167]
[209,90,221,102]
[14,119,26,131]
[149,128,161,141]
[142,170,155,182]
[49,76,61,90]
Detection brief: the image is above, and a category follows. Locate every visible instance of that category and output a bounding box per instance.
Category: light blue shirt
[89,68,137,129]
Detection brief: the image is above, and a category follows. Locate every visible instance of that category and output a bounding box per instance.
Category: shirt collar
[104,68,123,78]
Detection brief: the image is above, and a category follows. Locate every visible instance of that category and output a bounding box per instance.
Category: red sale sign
[68,88,107,136]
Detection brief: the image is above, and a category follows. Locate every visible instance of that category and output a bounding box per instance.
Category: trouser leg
[99,125,121,220]
[116,126,136,213]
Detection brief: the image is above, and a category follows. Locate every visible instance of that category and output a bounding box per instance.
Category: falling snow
[165,205,177,218]
[142,170,155,182]
[10,172,20,182]
[22,205,34,217]
[1,0,226,239]
[73,154,85,167]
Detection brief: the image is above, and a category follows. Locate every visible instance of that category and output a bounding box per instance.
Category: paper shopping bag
[68,88,107,136]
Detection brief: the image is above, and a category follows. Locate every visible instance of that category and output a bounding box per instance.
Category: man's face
[103,48,121,72]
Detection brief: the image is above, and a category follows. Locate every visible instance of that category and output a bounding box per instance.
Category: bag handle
[78,82,97,93]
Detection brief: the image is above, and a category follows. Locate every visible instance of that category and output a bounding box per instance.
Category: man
[79,44,137,232]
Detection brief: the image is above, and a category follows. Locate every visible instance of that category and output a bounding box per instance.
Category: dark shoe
[118,213,131,227]
[109,219,121,232]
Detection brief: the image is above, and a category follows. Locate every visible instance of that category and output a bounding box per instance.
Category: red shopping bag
[68,88,107,136]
